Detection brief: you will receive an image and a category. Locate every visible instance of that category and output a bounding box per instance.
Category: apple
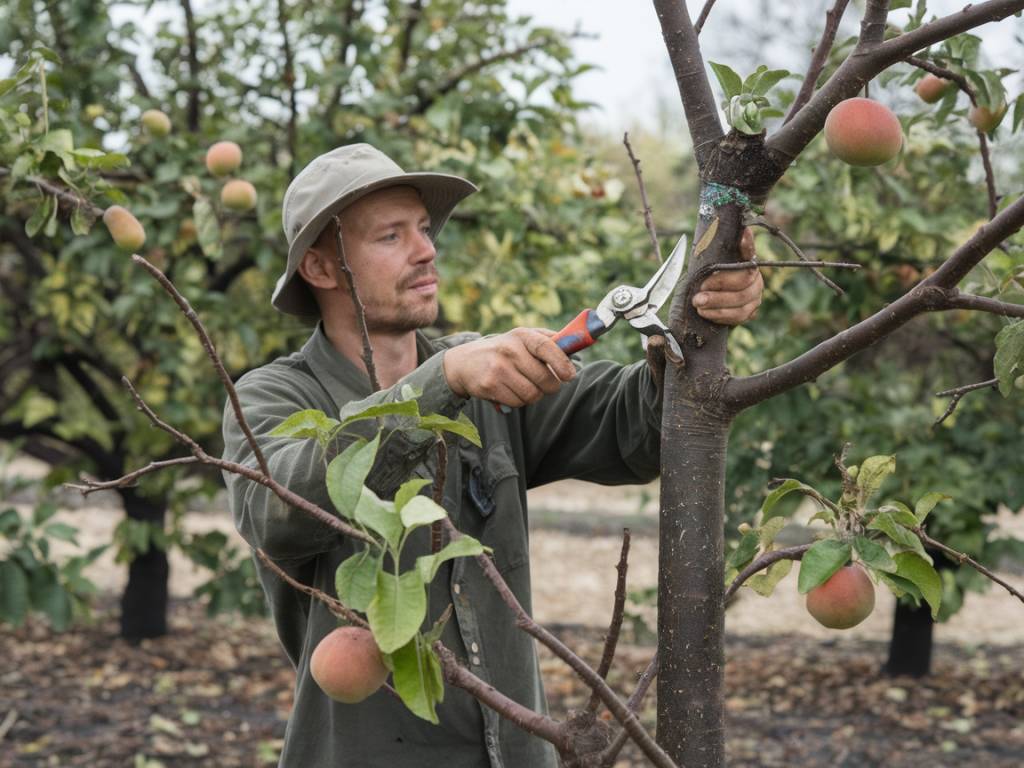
[806,564,875,629]
[220,179,258,211]
[968,103,1007,133]
[310,626,389,704]
[205,140,243,177]
[824,98,903,166]
[141,109,172,137]
[914,74,952,104]
[102,206,146,251]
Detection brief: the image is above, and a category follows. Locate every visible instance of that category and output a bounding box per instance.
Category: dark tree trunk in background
[119,488,169,641]
[885,549,952,677]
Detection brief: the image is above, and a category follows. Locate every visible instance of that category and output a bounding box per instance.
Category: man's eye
[380,232,398,242]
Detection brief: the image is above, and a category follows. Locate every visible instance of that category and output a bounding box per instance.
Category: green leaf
[395,478,433,513]
[994,321,1024,396]
[914,492,951,524]
[1012,93,1024,132]
[893,552,942,619]
[877,501,918,528]
[32,501,58,526]
[339,399,420,429]
[270,409,340,440]
[389,634,445,723]
[709,61,743,99]
[726,531,760,571]
[26,195,53,238]
[38,129,74,154]
[0,77,17,97]
[853,536,896,573]
[797,539,851,594]
[856,455,896,499]
[335,549,381,613]
[757,516,787,549]
[745,558,792,597]
[0,561,30,626]
[399,496,446,530]
[42,522,78,544]
[70,206,92,236]
[417,412,481,447]
[325,433,380,517]
[367,570,427,653]
[867,512,929,560]
[0,508,21,536]
[30,569,72,631]
[760,479,813,521]
[193,198,222,260]
[749,69,791,96]
[354,488,402,549]
[878,572,922,605]
[416,536,485,584]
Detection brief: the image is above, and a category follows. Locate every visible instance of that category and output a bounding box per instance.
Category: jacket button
[453,583,462,595]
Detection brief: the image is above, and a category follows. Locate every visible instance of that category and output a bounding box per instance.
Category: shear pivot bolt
[611,288,632,308]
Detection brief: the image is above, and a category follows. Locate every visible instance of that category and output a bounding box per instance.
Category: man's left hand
[691,227,763,325]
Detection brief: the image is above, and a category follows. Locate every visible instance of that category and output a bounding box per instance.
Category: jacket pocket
[461,440,527,573]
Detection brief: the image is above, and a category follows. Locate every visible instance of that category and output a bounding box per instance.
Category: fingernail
[694,294,707,307]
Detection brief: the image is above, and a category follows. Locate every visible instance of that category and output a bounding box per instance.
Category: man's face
[323,186,439,333]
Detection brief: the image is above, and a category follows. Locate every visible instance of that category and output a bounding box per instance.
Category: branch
[724,544,812,602]
[332,216,380,391]
[692,0,718,35]
[586,529,631,714]
[276,0,298,178]
[0,167,104,218]
[785,0,852,123]
[745,214,852,294]
[651,0,723,168]
[439,518,677,768]
[256,548,370,627]
[131,254,272,476]
[917,529,1024,604]
[599,652,660,767]
[767,0,1024,163]
[859,0,892,47]
[180,0,201,132]
[933,377,999,425]
[430,439,446,554]
[411,36,557,115]
[623,133,662,262]
[712,259,860,271]
[943,292,1024,318]
[906,56,999,218]
[723,193,1024,411]
[329,0,364,111]
[66,457,201,494]
[396,0,423,74]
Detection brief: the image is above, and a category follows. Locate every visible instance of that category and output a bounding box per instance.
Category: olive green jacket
[221,324,662,767]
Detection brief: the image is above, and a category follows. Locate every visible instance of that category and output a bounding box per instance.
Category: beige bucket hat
[272,143,478,317]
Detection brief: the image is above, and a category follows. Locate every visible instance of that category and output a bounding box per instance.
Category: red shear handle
[552,309,609,355]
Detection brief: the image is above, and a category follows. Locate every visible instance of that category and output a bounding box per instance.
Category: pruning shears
[551,234,688,360]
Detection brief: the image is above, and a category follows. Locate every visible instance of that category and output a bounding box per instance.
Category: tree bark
[884,598,934,677]
[657,202,745,767]
[119,488,169,641]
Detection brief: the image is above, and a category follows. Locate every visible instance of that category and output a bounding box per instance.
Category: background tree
[0,0,652,639]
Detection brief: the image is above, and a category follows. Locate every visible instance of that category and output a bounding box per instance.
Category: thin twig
[724,544,812,602]
[933,377,999,425]
[131,255,271,477]
[431,439,447,554]
[586,529,631,714]
[622,132,662,263]
[256,548,369,627]
[67,456,200,494]
[693,0,718,34]
[977,131,999,220]
[332,215,380,391]
[599,652,660,767]
[439,518,676,768]
[276,0,298,178]
[917,529,1024,604]
[943,292,1024,318]
[712,259,861,271]
[785,0,852,123]
[746,216,846,294]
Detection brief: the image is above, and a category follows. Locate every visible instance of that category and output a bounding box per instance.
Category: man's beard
[364,300,438,333]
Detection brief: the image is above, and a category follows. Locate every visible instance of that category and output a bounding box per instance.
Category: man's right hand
[442,328,577,407]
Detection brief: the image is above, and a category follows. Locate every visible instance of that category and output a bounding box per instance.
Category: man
[222,143,762,767]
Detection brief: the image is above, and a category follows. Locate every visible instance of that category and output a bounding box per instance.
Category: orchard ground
[2,455,1023,766]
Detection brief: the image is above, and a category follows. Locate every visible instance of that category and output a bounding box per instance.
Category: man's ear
[297,247,337,290]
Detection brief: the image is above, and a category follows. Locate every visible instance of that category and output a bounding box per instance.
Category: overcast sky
[506,0,1024,133]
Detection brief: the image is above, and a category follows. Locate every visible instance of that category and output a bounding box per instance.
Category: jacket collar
[300,322,435,411]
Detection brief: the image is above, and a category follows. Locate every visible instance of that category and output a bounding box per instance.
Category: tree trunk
[884,598,934,677]
[119,488,169,641]
[657,202,744,767]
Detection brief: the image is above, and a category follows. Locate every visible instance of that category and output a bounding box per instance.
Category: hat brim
[271,172,478,318]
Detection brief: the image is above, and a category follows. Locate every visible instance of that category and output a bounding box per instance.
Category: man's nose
[412,229,436,263]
